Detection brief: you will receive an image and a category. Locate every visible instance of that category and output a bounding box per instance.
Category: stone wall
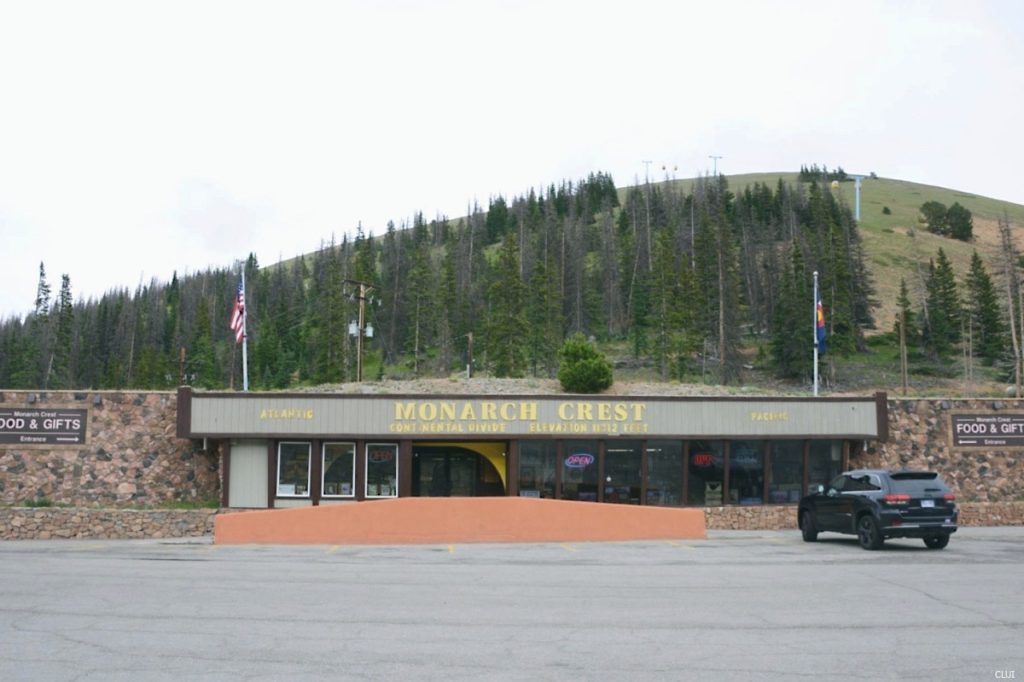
[704,502,1024,530]
[3,502,1020,539]
[706,505,799,530]
[858,399,1024,502]
[0,390,219,507]
[0,507,215,540]
[3,392,1024,539]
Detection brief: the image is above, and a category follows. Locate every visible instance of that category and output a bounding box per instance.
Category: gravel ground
[300,377,816,397]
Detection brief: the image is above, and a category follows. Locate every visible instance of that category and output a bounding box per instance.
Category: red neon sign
[692,453,715,467]
[368,449,395,463]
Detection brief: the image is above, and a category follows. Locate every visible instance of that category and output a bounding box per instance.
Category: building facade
[4,388,1024,538]
[177,388,888,511]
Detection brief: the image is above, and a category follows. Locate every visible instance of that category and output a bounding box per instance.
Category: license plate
[921,499,935,508]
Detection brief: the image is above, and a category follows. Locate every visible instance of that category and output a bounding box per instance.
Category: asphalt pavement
[1,527,1022,681]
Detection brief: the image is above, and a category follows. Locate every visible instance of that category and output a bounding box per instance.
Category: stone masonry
[2,391,1023,538]
[859,398,1024,503]
[0,507,215,540]
[0,390,219,507]
[704,501,1024,530]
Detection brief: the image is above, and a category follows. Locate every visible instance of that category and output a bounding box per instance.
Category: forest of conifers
[4,170,1005,392]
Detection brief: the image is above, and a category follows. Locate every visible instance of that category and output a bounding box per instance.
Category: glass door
[560,440,599,502]
[604,440,642,504]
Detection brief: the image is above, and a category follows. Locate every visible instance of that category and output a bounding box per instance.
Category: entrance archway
[412,442,506,497]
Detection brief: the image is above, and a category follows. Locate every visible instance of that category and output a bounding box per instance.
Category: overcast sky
[1,0,1022,319]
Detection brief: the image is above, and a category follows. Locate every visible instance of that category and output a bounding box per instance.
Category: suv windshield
[889,472,949,494]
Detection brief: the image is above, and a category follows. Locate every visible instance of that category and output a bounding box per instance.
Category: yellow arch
[413,441,508,490]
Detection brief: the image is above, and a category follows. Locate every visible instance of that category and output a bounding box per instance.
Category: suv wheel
[857,515,883,550]
[800,511,818,542]
[923,534,950,550]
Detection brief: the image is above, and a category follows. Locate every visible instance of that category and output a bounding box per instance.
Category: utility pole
[642,160,652,183]
[899,309,908,396]
[346,279,376,382]
[709,155,722,176]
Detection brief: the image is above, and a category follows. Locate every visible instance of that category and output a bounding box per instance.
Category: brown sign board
[951,413,1024,448]
[0,407,88,446]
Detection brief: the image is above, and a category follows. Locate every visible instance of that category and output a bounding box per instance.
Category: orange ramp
[215,497,706,545]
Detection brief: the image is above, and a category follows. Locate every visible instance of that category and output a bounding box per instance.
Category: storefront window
[277,442,311,497]
[768,440,804,504]
[604,440,642,504]
[561,440,599,502]
[366,443,399,498]
[688,440,724,506]
[808,440,843,491]
[322,442,355,497]
[518,441,556,498]
[729,440,765,504]
[646,440,683,506]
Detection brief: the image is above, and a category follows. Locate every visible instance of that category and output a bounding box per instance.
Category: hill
[4,169,1024,399]
[652,172,1024,338]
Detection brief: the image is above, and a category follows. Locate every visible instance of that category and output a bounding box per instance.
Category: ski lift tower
[852,175,865,222]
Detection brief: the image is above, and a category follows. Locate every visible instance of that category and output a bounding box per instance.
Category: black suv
[798,469,958,550]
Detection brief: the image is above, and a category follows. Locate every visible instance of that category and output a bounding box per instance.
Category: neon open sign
[564,453,594,469]
[692,453,715,467]
[368,449,395,463]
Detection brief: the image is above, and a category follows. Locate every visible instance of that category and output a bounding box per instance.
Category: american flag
[230,280,245,344]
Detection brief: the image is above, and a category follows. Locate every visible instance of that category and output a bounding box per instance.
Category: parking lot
[1,528,1022,681]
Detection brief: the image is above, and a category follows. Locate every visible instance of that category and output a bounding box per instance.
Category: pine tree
[379,221,404,365]
[946,202,973,242]
[34,262,51,316]
[692,188,742,384]
[650,226,683,378]
[920,201,949,236]
[557,332,613,393]
[964,251,1005,365]
[485,233,528,377]
[19,262,54,387]
[404,232,435,377]
[437,230,459,374]
[189,297,217,388]
[485,196,511,244]
[307,238,347,384]
[770,247,812,379]
[922,248,962,357]
[49,274,74,388]
[894,277,918,345]
[524,255,562,377]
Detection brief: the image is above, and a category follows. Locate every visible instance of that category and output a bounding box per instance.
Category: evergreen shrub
[557,333,613,393]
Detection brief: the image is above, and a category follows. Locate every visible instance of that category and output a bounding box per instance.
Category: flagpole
[241,268,249,392]
[813,270,819,397]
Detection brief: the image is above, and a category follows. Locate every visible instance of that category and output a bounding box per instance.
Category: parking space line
[560,543,577,552]
[447,544,455,554]
[72,543,108,551]
[326,545,341,554]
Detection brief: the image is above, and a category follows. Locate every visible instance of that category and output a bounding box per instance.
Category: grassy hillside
[288,171,1024,396]
[653,172,1024,337]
